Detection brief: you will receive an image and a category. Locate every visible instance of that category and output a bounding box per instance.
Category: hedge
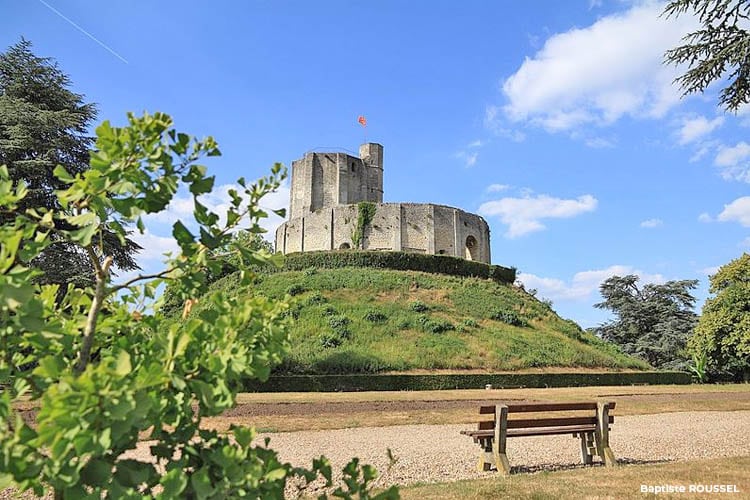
[243,371,692,392]
[269,250,516,284]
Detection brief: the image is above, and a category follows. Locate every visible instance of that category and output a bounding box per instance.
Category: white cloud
[717,196,750,226]
[584,137,615,148]
[485,105,526,141]
[519,265,665,302]
[131,230,179,262]
[468,139,484,148]
[677,116,724,145]
[714,142,750,182]
[640,218,663,228]
[498,2,696,132]
[465,152,478,167]
[486,183,510,193]
[698,212,713,223]
[478,193,598,238]
[141,180,290,242]
[689,143,713,163]
[741,237,750,248]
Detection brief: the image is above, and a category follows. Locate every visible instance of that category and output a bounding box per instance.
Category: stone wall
[289,144,384,220]
[275,202,491,264]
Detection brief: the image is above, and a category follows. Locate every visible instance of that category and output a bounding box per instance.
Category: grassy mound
[205,266,648,374]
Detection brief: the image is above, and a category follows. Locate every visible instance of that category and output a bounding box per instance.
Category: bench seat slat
[508,415,613,429]
[479,402,615,414]
[476,414,613,431]
[462,424,610,439]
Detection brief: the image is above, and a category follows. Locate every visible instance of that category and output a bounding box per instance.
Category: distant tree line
[592,254,750,381]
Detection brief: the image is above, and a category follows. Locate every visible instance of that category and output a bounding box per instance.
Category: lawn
[202,384,750,433]
[397,456,750,500]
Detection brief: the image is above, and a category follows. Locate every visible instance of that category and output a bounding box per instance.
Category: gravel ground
[3,410,748,498]
[258,410,750,489]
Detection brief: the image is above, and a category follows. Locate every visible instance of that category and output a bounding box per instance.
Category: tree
[594,275,699,369]
[663,0,750,112]
[0,112,398,499]
[0,39,139,289]
[690,253,750,380]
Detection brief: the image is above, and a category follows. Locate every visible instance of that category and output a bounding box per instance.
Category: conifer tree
[0,39,139,287]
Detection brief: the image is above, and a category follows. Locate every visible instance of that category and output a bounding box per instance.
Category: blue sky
[3,0,749,327]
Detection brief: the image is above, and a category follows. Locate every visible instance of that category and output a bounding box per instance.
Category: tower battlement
[288,143,384,220]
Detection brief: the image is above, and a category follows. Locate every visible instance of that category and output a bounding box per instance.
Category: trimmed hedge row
[272,251,516,284]
[243,371,692,392]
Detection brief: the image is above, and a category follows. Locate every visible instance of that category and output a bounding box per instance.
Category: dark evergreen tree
[663,0,750,112]
[594,275,699,369]
[0,39,139,288]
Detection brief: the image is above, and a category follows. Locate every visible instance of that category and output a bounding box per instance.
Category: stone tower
[276,143,492,263]
[288,143,384,220]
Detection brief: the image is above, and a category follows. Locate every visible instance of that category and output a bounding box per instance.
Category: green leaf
[114,459,154,488]
[160,468,188,498]
[232,425,254,449]
[67,223,98,246]
[189,175,215,196]
[264,467,287,481]
[79,458,113,486]
[172,221,194,248]
[32,356,65,379]
[115,350,132,376]
[190,468,214,499]
[53,165,75,183]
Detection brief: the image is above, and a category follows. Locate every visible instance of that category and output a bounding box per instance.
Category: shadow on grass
[508,457,674,475]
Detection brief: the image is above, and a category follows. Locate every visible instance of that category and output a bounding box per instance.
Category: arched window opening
[465,235,477,261]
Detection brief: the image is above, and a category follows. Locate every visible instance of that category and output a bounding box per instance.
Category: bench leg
[595,402,618,467]
[578,432,594,465]
[477,439,494,472]
[493,404,511,475]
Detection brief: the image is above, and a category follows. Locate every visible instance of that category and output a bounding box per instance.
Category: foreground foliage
[690,253,750,381]
[0,112,397,498]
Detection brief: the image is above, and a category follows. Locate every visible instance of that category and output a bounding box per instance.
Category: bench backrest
[476,401,615,430]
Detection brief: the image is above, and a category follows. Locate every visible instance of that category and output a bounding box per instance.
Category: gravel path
[3,411,748,498]
[259,410,750,488]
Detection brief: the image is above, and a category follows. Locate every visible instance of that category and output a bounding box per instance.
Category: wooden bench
[460,401,617,474]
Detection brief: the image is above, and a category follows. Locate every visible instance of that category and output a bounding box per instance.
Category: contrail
[36,0,128,64]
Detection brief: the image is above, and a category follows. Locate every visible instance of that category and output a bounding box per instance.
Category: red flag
[358,115,367,127]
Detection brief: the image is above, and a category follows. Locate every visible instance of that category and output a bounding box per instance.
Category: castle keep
[275,144,491,263]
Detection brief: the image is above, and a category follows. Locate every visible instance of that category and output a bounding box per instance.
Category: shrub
[416,315,454,334]
[305,291,326,305]
[244,371,693,392]
[364,310,388,323]
[462,318,478,328]
[328,315,352,339]
[490,309,528,327]
[329,315,351,331]
[286,283,306,296]
[276,250,516,283]
[410,300,429,312]
[321,305,338,316]
[319,332,343,349]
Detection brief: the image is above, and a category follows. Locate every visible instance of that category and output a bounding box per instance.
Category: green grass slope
[209,267,649,374]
